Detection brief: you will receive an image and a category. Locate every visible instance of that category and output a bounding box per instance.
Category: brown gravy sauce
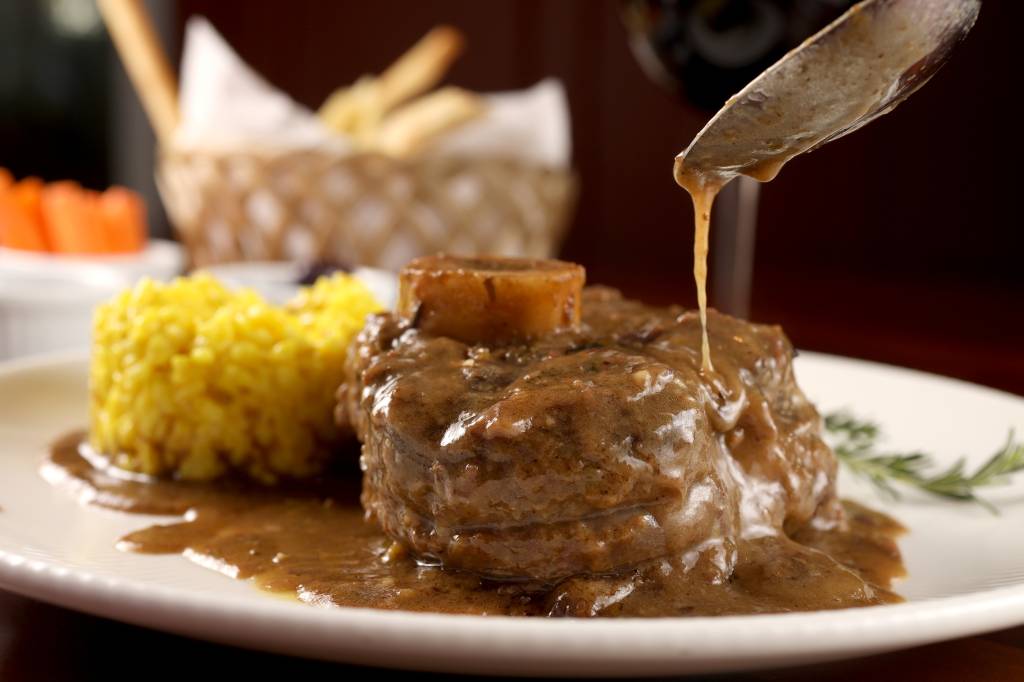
[675,154,788,373]
[46,430,905,617]
[677,175,721,374]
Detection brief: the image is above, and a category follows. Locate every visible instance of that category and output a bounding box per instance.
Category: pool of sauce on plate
[46,430,904,617]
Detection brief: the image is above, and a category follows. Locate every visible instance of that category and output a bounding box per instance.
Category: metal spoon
[675,0,982,185]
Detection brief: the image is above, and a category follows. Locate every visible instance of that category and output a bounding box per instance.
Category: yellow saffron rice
[89,273,381,482]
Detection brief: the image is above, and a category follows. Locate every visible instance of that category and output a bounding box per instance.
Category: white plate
[0,352,1022,676]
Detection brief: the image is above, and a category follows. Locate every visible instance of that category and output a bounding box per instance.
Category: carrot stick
[41,182,109,254]
[99,186,147,252]
[0,178,48,251]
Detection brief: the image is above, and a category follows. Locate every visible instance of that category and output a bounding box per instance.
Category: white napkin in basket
[175,17,347,152]
[430,79,570,168]
[173,17,571,167]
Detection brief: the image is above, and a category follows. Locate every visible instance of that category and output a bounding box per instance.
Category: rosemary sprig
[824,411,1024,512]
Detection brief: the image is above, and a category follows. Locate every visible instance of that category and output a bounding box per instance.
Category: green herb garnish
[824,411,1024,512]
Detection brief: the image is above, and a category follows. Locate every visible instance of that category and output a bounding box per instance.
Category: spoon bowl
[675,0,981,184]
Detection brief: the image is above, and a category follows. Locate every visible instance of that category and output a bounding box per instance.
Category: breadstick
[97,0,179,146]
[318,26,465,138]
[376,25,465,113]
[319,77,382,137]
[368,87,485,157]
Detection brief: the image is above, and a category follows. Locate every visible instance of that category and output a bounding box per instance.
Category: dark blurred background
[2,0,1021,391]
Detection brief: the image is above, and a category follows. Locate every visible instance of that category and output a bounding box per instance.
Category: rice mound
[89,273,380,482]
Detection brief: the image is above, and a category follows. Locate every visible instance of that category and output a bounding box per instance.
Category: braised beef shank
[342,284,845,586]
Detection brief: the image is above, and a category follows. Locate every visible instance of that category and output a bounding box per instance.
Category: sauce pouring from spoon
[674,0,981,373]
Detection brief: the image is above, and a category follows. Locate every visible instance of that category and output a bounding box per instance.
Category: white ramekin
[0,240,185,360]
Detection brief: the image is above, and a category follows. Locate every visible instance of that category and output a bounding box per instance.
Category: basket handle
[98,0,180,147]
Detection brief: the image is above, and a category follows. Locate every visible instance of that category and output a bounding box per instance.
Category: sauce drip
[674,168,725,373]
[674,150,793,372]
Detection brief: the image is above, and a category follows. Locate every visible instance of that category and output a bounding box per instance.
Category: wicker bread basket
[157,149,576,270]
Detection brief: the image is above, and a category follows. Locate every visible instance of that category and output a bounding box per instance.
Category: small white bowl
[0,240,186,360]
[0,239,185,283]
[201,261,398,309]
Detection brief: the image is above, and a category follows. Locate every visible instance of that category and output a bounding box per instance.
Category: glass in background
[620,0,856,317]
